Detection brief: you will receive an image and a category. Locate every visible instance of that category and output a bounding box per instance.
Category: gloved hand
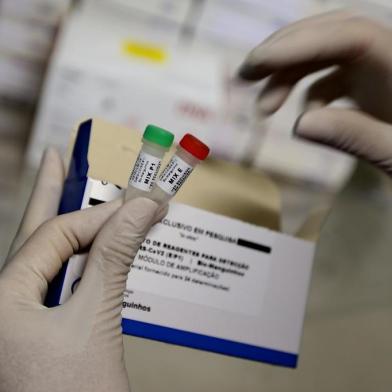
[238,10,392,175]
[0,148,167,392]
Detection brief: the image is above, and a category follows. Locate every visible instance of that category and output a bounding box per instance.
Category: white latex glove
[238,11,392,175]
[0,148,167,392]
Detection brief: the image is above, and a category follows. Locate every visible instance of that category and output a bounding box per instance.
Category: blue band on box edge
[122,318,298,368]
[45,119,92,307]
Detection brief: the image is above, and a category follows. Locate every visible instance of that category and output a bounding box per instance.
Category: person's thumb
[294,108,392,175]
[66,198,167,339]
[0,200,122,303]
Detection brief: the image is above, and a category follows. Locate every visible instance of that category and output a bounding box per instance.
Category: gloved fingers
[303,68,348,111]
[256,63,340,114]
[7,147,65,259]
[67,198,163,339]
[262,9,357,48]
[154,202,169,224]
[1,199,122,303]
[294,108,392,175]
[238,16,378,81]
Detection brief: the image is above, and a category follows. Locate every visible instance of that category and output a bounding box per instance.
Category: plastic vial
[149,133,210,204]
[125,125,174,201]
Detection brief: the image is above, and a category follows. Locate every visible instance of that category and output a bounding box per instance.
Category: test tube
[125,125,174,201]
[149,133,210,204]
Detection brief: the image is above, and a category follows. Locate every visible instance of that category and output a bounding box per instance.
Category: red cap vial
[179,134,210,161]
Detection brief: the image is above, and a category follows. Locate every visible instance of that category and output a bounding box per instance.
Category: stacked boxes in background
[0,0,72,264]
[0,0,71,184]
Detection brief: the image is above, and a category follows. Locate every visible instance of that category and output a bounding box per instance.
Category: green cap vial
[125,124,174,201]
[143,124,174,149]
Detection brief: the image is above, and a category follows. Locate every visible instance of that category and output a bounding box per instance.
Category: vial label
[157,155,193,196]
[129,151,162,191]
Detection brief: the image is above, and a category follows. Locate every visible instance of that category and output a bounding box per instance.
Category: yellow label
[122,40,167,63]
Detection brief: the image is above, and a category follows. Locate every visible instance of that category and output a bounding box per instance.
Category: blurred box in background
[0,0,72,188]
[27,0,354,194]
[194,0,310,51]
[0,0,72,102]
[27,3,226,163]
[1,0,71,25]
[0,0,72,265]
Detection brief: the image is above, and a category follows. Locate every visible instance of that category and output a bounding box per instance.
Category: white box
[45,118,315,368]
[28,6,226,166]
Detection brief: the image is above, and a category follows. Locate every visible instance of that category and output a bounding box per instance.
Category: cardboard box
[47,118,315,368]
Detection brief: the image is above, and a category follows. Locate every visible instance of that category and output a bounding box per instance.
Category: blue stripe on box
[122,318,298,368]
[44,119,92,307]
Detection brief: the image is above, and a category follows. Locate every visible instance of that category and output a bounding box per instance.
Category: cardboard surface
[85,118,281,230]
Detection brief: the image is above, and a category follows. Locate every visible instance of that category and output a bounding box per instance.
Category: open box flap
[77,118,282,230]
